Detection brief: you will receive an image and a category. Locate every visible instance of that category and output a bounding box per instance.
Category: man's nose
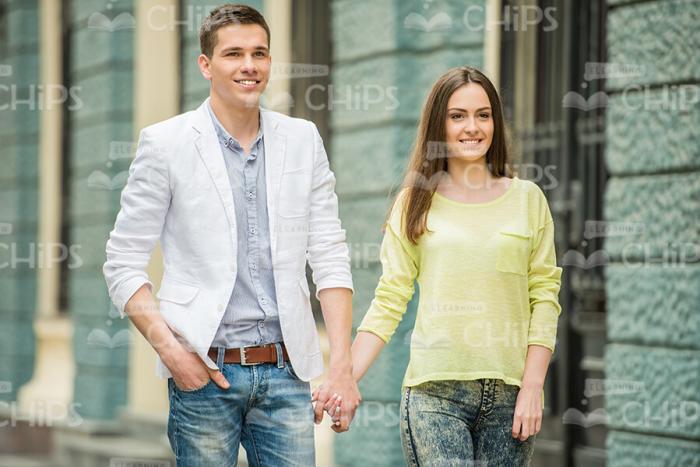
[240,55,256,72]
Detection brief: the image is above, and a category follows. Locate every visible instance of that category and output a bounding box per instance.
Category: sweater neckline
[433,177,519,208]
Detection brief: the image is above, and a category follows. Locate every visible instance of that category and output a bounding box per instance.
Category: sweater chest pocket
[495,229,531,276]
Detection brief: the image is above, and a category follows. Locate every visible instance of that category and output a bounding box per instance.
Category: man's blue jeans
[167,354,315,466]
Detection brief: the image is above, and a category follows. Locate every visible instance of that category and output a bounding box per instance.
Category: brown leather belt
[207,343,289,365]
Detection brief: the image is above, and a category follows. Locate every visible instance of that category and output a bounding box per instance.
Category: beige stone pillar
[264,0,293,113]
[484,0,502,89]
[513,0,539,143]
[124,0,180,420]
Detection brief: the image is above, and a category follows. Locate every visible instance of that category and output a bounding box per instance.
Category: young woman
[331,67,562,465]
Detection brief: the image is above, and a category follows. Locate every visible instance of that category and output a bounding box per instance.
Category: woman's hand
[511,384,542,441]
[311,368,361,433]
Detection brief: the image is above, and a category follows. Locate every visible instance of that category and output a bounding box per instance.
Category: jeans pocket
[284,362,301,381]
[174,378,211,394]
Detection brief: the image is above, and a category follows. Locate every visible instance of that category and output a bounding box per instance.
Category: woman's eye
[479,113,490,119]
[450,114,463,120]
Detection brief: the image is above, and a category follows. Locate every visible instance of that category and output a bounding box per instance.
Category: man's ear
[197,54,212,80]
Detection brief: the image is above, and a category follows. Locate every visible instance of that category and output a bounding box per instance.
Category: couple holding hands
[103,4,561,466]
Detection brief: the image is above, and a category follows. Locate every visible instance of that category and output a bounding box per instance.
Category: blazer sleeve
[103,129,171,318]
[306,122,354,297]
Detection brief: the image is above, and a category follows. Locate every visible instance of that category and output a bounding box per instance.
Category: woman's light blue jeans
[400,379,535,466]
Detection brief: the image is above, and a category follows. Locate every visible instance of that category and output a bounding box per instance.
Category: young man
[103,4,359,465]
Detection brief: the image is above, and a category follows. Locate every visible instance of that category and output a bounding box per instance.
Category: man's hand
[161,341,230,391]
[122,285,229,392]
[312,367,361,433]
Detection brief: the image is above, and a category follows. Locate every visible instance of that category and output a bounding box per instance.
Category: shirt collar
[207,101,264,153]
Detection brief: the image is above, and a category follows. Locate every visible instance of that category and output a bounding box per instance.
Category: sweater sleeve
[527,195,563,351]
[357,194,419,343]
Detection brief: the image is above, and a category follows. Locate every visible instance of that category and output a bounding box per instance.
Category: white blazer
[103,98,353,381]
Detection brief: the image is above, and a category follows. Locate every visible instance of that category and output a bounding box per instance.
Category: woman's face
[444,83,494,163]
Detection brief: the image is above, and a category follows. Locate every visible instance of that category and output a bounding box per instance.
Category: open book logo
[0,64,12,77]
[87,329,133,349]
[404,12,453,32]
[87,170,128,191]
[108,141,137,161]
[408,332,451,350]
[562,91,609,111]
[561,249,609,269]
[562,408,608,428]
[405,170,447,191]
[87,12,136,32]
[263,91,295,109]
[0,222,12,235]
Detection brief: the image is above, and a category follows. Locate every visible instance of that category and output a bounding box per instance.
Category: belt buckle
[239,345,260,366]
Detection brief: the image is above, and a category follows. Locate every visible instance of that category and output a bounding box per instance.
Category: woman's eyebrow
[447,106,492,112]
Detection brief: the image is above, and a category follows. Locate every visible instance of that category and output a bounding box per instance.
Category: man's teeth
[237,80,257,85]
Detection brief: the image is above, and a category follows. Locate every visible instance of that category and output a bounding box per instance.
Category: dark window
[501,1,609,466]
[291,0,332,322]
[59,0,72,314]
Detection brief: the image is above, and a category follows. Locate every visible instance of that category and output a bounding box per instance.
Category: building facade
[0,0,698,466]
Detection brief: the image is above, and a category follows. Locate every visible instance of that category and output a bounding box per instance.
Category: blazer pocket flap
[157,279,200,304]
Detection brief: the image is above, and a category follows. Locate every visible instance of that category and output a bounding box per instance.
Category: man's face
[199,23,271,109]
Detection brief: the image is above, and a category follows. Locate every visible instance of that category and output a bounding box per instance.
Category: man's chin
[220,92,262,109]
[239,94,262,108]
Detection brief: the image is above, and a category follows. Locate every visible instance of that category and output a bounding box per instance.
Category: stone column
[17,0,76,422]
[0,0,40,409]
[330,1,487,464]
[603,0,700,463]
[67,0,135,420]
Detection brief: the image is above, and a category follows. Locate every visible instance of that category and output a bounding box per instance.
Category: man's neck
[209,95,261,151]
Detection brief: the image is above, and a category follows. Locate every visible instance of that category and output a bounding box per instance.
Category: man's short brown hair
[199,4,270,58]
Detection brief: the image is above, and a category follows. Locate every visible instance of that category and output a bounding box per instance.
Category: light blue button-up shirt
[208,104,284,348]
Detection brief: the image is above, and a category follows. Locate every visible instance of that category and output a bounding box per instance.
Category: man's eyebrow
[220,45,269,53]
[447,106,492,112]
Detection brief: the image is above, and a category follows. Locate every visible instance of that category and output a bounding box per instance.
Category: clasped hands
[311,367,361,433]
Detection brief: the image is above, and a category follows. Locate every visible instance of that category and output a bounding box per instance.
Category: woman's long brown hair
[393,66,511,244]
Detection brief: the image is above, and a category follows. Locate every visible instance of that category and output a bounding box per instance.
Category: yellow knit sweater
[358,177,563,388]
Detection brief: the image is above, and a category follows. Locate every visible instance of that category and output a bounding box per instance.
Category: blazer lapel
[262,109,286,256]
[191,99,237,231]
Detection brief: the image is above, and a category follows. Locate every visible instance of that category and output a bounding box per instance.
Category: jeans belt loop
[216,346,225,369]
[274,342,284,369]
